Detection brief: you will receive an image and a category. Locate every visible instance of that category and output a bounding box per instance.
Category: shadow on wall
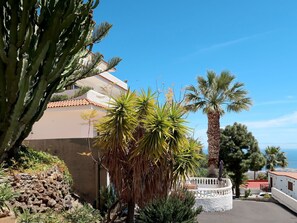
[23,138,108,206]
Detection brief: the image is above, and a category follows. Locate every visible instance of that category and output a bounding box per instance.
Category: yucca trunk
[207,111,220,172]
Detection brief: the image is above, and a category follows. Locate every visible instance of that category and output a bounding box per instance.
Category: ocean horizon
[202,148,297,170]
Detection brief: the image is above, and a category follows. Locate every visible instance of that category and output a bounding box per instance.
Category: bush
[135,189,202,223]
[0,166,17,216]
[99,186,117,215]
[244,189,251,198]
[16,204,101,223]
[50,94,69,102]
[6,146,72,185]
[63,204,102,223]
[72,86,93,98]
[16,209,63,223]
[256,173,268,180]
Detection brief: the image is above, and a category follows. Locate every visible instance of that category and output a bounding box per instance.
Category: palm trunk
[207,111,220,173]
[126,200,135,223]
[235,184,240,198]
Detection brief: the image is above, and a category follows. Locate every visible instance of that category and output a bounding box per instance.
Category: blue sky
[93,0,297,150]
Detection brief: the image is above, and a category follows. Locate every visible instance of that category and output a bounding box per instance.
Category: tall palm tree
[185,71,252,172]
[265,146,288,171]
[95,90,200,223]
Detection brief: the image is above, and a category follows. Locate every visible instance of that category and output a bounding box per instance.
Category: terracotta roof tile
[269,171,297,180]
[47,99,107,109]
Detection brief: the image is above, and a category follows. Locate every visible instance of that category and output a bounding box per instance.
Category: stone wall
[24,138,108,206]
[9,166,75,213]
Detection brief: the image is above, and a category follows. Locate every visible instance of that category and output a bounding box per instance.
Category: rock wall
[8,166,75,213]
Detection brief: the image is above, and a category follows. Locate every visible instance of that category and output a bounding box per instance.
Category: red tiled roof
[269,171,297,180]
[244,180,268,189]
[47,99,107,109]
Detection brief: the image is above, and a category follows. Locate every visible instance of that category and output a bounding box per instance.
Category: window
[288,182,293,191]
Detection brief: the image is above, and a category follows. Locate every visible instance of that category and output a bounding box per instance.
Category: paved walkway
[198,200,297,223]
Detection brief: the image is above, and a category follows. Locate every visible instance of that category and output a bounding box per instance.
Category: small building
[24,61,128,207]
[268,171,297,213]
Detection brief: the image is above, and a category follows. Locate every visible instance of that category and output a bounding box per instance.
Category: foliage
[16,209,63,223]
[0,166,17,216]
[135,189,202,223]
[16,204,101,223]
[219,122,260,198]
[0,0,121,160]
[63,204,102,223]
[99,186,118,215]
[50,94,69,102]
[95,90,201,222]
[256,173,268,180]
[264,146,288,171]
[173,138,203,182]
[73,86,94,98]
[263,193,271,199]
[6,146,72,185]
[244,189,251,198]
[185,71,252,169]
[249,152,266,179]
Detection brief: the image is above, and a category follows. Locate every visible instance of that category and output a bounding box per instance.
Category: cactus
[0,0,120,160]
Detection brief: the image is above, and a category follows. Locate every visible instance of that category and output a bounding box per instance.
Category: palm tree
[185,71,252,173]
[265,146,288,171]
[95,90,200,223]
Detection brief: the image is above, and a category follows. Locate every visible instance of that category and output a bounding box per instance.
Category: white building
[268,171,297,213]
[27,61,128,140]
[24,60,128,206]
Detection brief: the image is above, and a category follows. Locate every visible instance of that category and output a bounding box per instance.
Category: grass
[5,146,72,185]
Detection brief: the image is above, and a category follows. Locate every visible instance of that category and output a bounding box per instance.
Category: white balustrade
[188,177,232,198]
[186,177,233,212]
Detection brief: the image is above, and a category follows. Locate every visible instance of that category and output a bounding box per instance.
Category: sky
[92,0,297,150]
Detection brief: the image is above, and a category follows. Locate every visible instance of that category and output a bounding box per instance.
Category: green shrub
[6,146,72,185]
[16,209,63,223]
[63,203,102,223]
[0,166,17,215]
[99,186,117,215]
[50,94,69,102]
[263,193,271,199]
[72,86,93,98]
[135,189,202,223]
[244,189,251,198]
[256,173,268,180]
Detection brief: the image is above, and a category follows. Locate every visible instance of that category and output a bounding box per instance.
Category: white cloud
[255,99,297,106]
[196,30,274,53]
[243,112,297,129]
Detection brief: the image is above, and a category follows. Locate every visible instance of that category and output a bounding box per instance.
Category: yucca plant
[96,90,201,223]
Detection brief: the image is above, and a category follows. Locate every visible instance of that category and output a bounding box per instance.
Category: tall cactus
[0,0,120,160]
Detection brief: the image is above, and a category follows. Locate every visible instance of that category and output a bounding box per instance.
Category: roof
[47,99,107,109]
[243,180,268,189]
[269,171,297,180]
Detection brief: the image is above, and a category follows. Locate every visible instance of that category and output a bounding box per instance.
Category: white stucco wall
[26,106,106,140]
[272,187,297,213]
[195,195,233,212]
[76,74,127,98]
[269,173,297,200]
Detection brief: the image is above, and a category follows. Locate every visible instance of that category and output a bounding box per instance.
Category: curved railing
[187,177,233,212]
[188,177,232,198]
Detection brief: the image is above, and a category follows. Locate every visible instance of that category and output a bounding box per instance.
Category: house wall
[269,173,297,200]
[26,106,105,140]
[76,74,127,98]
[23,138,108,206]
